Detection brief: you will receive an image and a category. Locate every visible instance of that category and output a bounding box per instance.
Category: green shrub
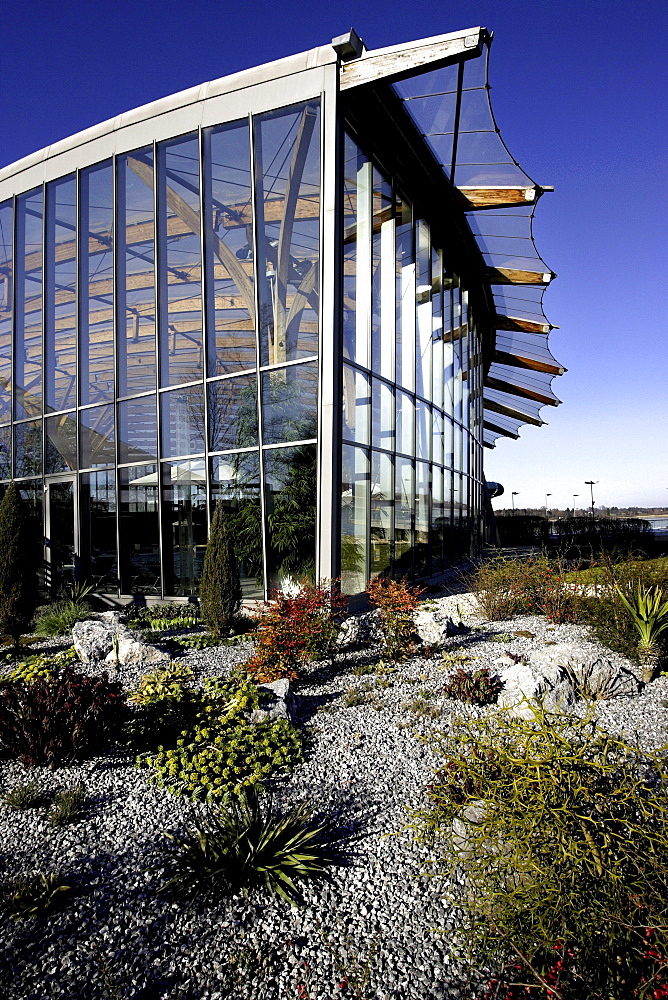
[126,604,199,629]
[0,666,128,767]
[143,615,200,633]
[137,673,301,800]
[2,780,42,810]
[4,871,74,919]
[175,633,221,650]
[469,555,584,624]
[33,600,91,637]
[246,582,346,683]
[200,502,242,638]
[365,578,424,660]
[160,787,348,905]
[412,708,668,998]
[0,482,40,648]
[126,665,198,750]
[442,667,502,705]
[47,786,86,827]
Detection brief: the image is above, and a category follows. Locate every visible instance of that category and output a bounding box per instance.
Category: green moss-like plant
[411,707,668,998]
[200,503,242,638]
[0,482,39,649]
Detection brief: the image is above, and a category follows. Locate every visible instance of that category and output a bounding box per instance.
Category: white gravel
[0,596,667,999]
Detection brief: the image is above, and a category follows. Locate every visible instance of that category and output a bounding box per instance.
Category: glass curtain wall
[0,98,321,600]
[340,132,485,594]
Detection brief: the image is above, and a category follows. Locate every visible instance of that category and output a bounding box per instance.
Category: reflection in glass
[161,460,207,597]
[416,399,430,461]
[261,362,317,445]
[47,480,75,594]
[342,365,370,446]
[45,175,77,412]
[0,425,10,479]
[158,134,203,387]
[415,461,430,574]
[432,408,443,467]
[80,471,117,589]
[117,149,156,396]
[394,457,413,575]
[264,444,316,589]
[341,444,368,595]
[210,451,263,598]
[343,134,361,366]
[160,384,206,458]
[15,189,43,419]
[395,195,414,391]
[370,450,393,579]
[119,464,160,594]
[396,390,414,456]
[80,163,114,405]
[79,404,115,469]
[431,465,445,572]
[372,168,394,378]
[45,413,77,474]
[371,378,394,451]
[431,247,444,410]
[14,420,42,478]
[415,219,432,400]
[255,102,320,366]
[205,120,256,376]
[0,201,13,423]
[208,374,258,452]
[118,395,157,464]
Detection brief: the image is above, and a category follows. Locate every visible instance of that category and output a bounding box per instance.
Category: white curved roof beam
[340,28,488,90]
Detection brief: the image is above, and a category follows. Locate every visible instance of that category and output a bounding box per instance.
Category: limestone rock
[72,620,117,663]
[72,615,170,668]
[336,611,383,649]
[250,678,298,724]
[498,659,577,718]
[531,643,641,700]
[104,635,170,668]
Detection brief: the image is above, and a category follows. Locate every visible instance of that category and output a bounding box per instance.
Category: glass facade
[0,27,541,603]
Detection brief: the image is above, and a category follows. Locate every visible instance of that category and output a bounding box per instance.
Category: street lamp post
[511,491,519,514]
[545,493,552,517]
[585,481,598,525]
[572,494,579,516]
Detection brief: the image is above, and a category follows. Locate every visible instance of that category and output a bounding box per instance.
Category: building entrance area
[45,477,77,595]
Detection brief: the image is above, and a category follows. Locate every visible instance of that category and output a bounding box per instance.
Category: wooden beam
[494,314,553,334]
[485,375,559,407]
[486,266,554,285]
[484,396,543,427]
[483,420,519,440]
[340,28,485,90]
[494,349,566,376]
[458,186,542,210]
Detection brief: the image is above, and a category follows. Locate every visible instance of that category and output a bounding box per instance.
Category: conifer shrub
[412,708,668,998]
[200,503,242,638]
[0,666,127,767]
[245,582,347,683]
[0,482,39,647]
[365,577,425,660]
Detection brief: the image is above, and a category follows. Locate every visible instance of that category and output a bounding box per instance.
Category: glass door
[45,476,77,595]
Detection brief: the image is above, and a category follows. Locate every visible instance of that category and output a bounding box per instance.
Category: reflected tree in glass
[264,444,316,589]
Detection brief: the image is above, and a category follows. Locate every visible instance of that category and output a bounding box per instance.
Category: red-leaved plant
[366,577,425,660]
[246,582,347,683]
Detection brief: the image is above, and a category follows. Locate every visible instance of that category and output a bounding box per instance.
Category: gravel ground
[1,597,667,1000]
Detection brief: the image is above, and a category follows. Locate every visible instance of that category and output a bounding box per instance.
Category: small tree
[200,503,242,637]
[0,482,39,649]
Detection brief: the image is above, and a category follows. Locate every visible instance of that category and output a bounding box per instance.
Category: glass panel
[79,404,115,469]
[161,460,207,597]
[416,399,430,461]
[415,219,431,400]
[432,408,444,467]
[0,425,10,479]
[208,373,258,452]
[158,134,203,386]
[0,201,13,423]
[415,461,430,574]
[395,195,414,391]
[371,168,393,376]
[431,465,445,572]
[210,451,263,599]
[343,134,362,367]
[119,464,160,595]
[444,415,454,469]
[264,443,316,589]
[14,420,42,478]
[160,384,206,458]
[255,101,320,366]
[80,163,114,405]
[443,277,454,414]
[371,378,393,451]
[341,444,368,595]
[80,470,117,590]
[453,282,463,423]
[117,149,156,397]
[394,457,413,576]
[205,120,256,376]
[45,413,77,474]
[118,395,157,464]
[396,390,414,456]
[261,361,317,445]
[45,176,77,412]
[431,247,444,411]
[47,480,75,594]
[370,450,393,579]
[15,189,43,419]
[342,364,370,446]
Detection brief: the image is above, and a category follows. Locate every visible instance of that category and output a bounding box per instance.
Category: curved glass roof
[391,31,564,447]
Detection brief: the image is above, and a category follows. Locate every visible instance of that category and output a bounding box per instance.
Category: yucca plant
[616,583,668,681]
[160,788,349,905]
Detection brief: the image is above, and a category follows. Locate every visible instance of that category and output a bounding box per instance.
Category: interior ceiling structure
[340,27,564,448]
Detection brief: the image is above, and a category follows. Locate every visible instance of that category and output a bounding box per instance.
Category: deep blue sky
[2,0,666,508]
